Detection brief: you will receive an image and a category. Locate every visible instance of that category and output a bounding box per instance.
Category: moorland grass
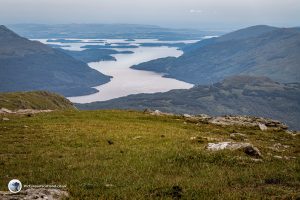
[0,110,299,199]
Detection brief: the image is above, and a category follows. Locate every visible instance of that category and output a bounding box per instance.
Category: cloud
[190,9,203,14]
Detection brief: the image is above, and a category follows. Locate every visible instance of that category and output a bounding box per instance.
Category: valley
[36,38,196,103]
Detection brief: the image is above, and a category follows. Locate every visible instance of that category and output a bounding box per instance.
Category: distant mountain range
[0,25,110,96]
[132,25,300,84]
[1,24,299,129]
[77,75,300,130]
[7,24,222,40]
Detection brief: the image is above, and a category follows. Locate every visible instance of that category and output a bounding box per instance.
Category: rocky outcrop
[209,115,288,131]
[144,109,289,131]
[0,189,69,200]
[145,109,175,116]
[206,142,262,158]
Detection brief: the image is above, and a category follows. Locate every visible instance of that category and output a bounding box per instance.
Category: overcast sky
[1,0,299,30]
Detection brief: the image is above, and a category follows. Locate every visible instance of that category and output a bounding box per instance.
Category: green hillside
[0,91,74,110]
[1,109,299,199]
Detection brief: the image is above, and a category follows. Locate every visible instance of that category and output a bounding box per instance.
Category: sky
[0,0,299,30]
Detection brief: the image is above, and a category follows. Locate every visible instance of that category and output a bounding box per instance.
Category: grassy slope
[0,110,299,199]
[0,91,75,110]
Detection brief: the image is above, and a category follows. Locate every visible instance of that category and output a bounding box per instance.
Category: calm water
[36,39,196,103]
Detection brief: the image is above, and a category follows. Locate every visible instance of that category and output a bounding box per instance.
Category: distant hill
[0,91,74,110]
[0,25,111,96]
[7,24,222,40]
[77,76,300,130]
[132,25,300,84]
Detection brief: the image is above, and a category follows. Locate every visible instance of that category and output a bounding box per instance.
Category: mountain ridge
[0,25,111,96]
[132,25,300,84]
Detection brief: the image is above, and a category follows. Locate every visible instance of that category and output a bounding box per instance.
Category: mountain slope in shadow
[0,25,111,96]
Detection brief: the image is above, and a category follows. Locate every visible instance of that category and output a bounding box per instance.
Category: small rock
[236,157,263,162]
[0,108,13,113]
[107,140,114,145]
[244,146,262,158]
[273,155,283,159]
[133,136,142,140]
[251,158,263,162]
[206,142,232,151]
[183,114,192,118]
[272,155,293,160]
[23,125,29,128]
[283,156,290,160]
[258,123,268,131]
[151,110,163,116]
[2,117,9,121]
[105,183,114,187]
[147,109,174,116]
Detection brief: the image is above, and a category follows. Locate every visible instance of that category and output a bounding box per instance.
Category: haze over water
[38,39,195,103]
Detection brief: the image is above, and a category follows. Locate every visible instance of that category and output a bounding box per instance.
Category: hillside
[0,25,111,96]
[77,76,300,130]
[0,108,299,199]
[132,25,300,84]
[0,91,74,110]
